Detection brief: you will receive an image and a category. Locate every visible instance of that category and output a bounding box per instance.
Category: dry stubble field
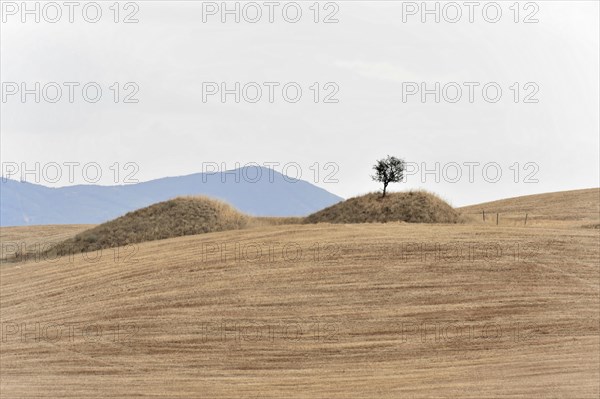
[1,189,599,398]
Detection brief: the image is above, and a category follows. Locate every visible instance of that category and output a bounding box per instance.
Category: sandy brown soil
[1,190,599,397]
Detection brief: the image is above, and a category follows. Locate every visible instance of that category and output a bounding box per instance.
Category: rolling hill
[5,191,458,261]
[459,188,599,227]
[1,188,598,397]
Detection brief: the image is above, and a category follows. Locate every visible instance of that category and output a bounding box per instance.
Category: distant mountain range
[0,167,344,226]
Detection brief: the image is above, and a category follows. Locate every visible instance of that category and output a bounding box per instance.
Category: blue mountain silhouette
[0,166,343,226]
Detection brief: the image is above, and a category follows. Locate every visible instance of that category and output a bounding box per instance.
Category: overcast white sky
[1,1,598,206]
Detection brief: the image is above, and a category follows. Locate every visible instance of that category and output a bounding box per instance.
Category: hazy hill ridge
[0,166,343,226]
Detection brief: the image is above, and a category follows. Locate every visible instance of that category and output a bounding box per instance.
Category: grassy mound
[305,191,460,224]
[48,196,249,256]
[41,192,458,258]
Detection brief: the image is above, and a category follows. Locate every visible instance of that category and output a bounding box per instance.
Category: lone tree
[371,155,405,198]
